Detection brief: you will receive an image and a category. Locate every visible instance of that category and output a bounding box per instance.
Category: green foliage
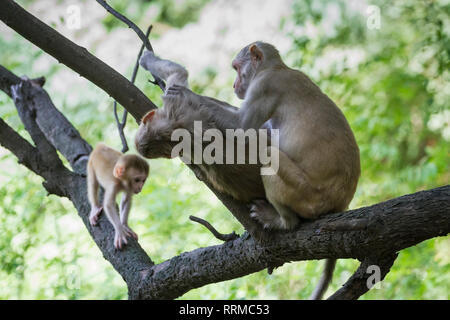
[100,0,209,31]
[0,0,448,299]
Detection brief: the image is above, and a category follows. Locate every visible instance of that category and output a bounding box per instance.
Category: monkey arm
[102,187,130,249]
[139,51,188,89]
[119,193,138,240]
[162,84,241,131]
[103,188,122,231]
[239,93,279,130]
[119,192,132,226]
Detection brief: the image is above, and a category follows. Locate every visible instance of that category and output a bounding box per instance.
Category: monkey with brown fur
[138,44,360,229]
[136,51,265,202]
[87,143,149,249]
[136,43,360,299]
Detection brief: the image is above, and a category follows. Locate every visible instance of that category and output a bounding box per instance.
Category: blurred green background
[0,0,448,299]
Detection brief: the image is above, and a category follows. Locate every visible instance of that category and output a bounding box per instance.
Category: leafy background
[0,0,448,299]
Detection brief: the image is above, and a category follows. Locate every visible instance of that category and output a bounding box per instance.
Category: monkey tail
[308,258,337,300]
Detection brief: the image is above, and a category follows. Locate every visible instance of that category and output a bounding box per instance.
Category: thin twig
[189,215,239,242]
[113,25,153,153]
[113,100,128,152]
[95,0,165,91]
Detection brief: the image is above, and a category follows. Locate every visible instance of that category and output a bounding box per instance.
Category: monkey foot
[249,200,282,230]
[89,206,103,226]
[123,225,138,240]
[114,230,128,250]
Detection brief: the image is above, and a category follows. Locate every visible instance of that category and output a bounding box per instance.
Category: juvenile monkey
[136,43,360,299]
[87,143,149,249]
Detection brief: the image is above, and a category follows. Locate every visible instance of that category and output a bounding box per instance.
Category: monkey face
[232,56,256,99]
[127,168,148,194]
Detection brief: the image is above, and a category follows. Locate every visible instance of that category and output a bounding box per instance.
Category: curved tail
[309,258,337,300]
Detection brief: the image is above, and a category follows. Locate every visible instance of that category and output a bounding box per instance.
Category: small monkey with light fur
[87,143,149,249]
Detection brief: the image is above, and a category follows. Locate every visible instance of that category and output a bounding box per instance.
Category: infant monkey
[87,143,149,249]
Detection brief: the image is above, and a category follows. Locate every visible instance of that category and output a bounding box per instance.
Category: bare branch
[0,0,157,121]
[328,254,398,300]
[0,115,69,197]
[189,215,239,242]
[95,0,166,91]
[114,25,153,153]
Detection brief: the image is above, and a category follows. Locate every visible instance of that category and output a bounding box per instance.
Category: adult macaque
[87,143,149,249]
[136,51,265,202]
[136,43,360,299]
[138,44,360,229]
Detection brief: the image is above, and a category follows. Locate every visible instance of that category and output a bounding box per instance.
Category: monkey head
[232,41,283,99]
[135,109,179,159]
[113,154,149,194]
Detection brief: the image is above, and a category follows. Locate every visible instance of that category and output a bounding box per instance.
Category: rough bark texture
[0,1,449,300]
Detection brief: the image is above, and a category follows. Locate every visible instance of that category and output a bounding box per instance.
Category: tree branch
[328,254,398,300]
[113,25,153,153]
[94,0,166,91]
[0,69,155,290]
[189,215,239,242]
[0,0,157,121]
[131,185,449,299]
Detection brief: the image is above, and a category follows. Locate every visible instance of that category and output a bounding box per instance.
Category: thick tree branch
[0,70,155,290]
[0,116,68,197]
[0,0,157,121]
[328,254,398,300]
[131,185,449,299]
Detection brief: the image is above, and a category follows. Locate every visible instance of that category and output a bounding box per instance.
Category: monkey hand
[139,50,157,71]
[89,205,103,226]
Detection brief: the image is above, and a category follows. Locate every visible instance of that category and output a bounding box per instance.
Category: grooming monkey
[137,51,265,201]
[87,143,149,249]
[136,43,360,299]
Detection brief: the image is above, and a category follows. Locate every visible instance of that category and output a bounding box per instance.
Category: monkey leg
[89,206,103,226]
[256,148,320,229]
[249,199,299,230]
[87,164,103,226]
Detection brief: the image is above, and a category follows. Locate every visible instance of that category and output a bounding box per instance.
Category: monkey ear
[113,164,125,179]
[249,44,263,62]
[141,110,156,125]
